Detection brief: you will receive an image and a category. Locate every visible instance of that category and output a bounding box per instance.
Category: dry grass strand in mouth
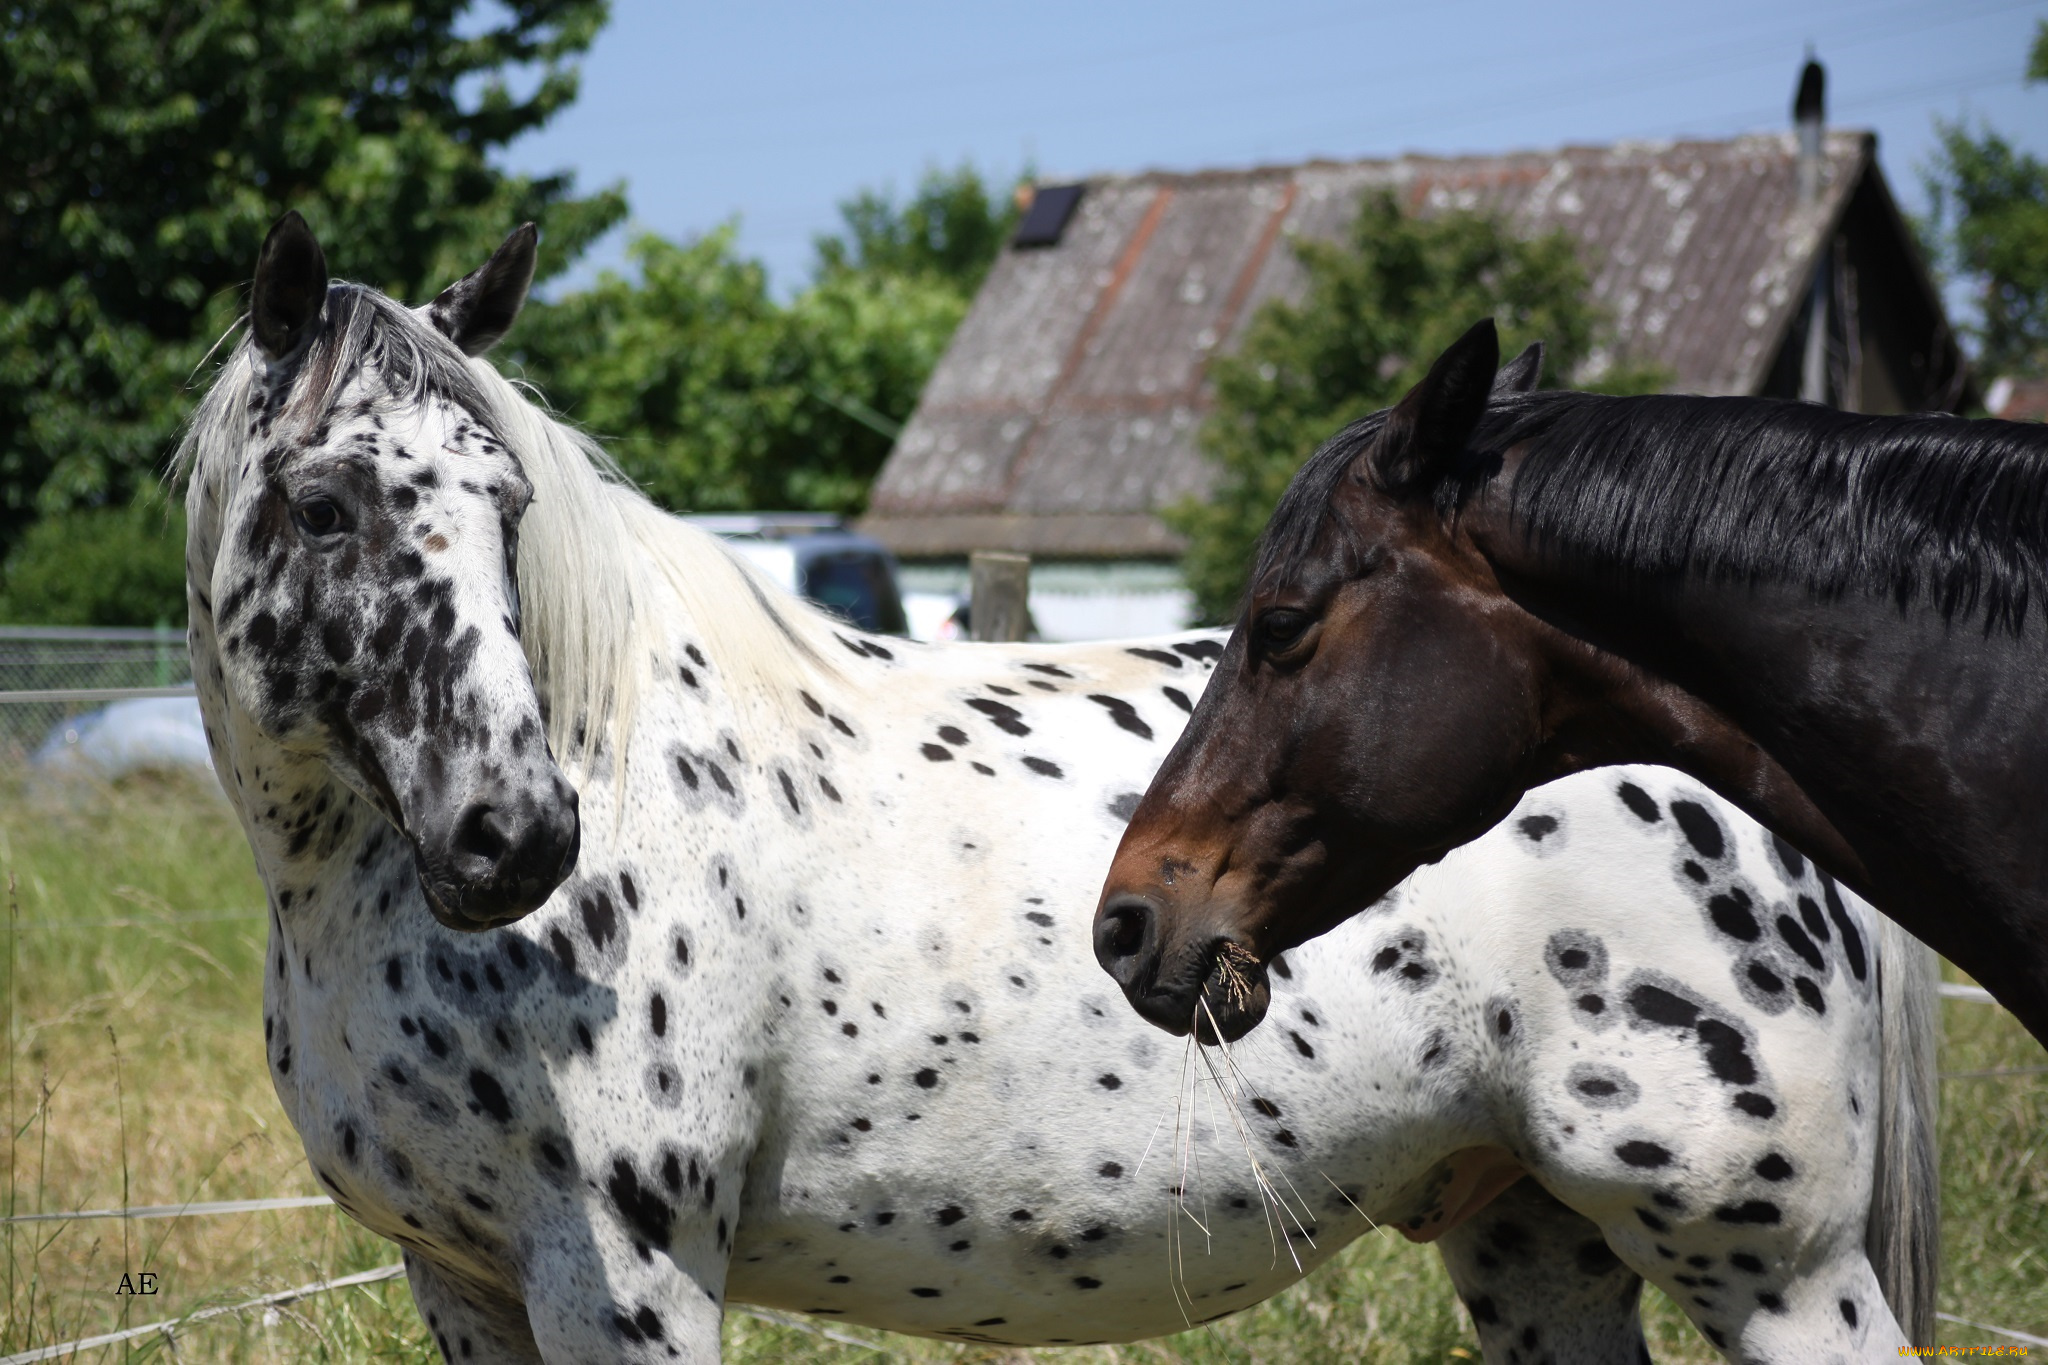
[1198,1000,1317,1266]
[1156,990,1325,1326]
[1207,942,1261,1013]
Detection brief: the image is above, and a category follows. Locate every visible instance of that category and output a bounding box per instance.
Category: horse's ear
[426,223,538,356]
[251,212,329,361]
[1493,340,1544,395]
[1373,318,1500,495]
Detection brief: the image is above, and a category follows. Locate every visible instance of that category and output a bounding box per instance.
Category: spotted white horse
[183,216,1937,1363]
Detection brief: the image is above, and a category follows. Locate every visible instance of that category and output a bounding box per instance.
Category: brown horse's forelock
[1245,411,1391,614]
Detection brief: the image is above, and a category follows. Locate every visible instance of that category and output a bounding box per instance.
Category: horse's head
[1094,320,1557,1040]
[192,212,578,931]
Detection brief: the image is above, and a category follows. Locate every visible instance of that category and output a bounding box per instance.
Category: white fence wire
[0,1260,882,1363]
[1,1195,336,1225]
[1934,1312,2048,1348]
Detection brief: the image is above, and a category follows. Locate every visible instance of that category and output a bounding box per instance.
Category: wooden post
[969,552,1031,643]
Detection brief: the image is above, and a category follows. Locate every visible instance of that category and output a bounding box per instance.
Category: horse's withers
[192,213,578,931]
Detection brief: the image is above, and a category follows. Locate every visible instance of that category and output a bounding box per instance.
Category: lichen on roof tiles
[867,130,1958,559]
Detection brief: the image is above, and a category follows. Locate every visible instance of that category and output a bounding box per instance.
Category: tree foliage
[1921,21,2048,379]
[0,494,186,627]
[1170,191,1665,624]
[812,164,1022,295]
[0,0,626,596]
[513,164,1015,515]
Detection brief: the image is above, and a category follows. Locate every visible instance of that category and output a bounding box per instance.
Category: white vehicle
[684,514,909,635]
[34,695,212,779]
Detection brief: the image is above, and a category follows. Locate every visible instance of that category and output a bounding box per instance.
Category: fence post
[969,552,1031,643]
[153,619,174,688]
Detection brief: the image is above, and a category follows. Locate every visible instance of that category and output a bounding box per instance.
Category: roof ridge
[1052,129,1876,191]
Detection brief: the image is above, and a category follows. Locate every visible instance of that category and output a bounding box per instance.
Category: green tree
[1170,191,1664,624]
[0,0,626,615]
[812,163,1022,295]
[514,228,969,514]
[514,163,1017,515]
[1921,21,2048,379]
[0,494,186,627]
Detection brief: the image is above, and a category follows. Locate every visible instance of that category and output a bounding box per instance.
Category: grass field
[0,772,2040,1362]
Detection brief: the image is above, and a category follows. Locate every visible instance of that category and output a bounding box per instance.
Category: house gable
[866,132,1968,560]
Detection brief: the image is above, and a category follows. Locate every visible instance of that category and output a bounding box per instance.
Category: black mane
[1496,392,2048,632]
[1260,391,2048,634]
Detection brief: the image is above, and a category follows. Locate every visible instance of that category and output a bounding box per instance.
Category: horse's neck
[1559,570,2036,809]
[1510,549,2048,1036]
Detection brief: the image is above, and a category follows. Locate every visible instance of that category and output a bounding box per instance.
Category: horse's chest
[263,927,547,1263]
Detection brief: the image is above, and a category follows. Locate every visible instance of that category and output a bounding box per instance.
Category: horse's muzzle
[414,773,581,931]
[1094,893,1271,1043]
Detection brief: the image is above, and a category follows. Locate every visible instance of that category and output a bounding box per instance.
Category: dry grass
[0,773,435,1362]
[0,773,2038,1362]
[1931,964,2048,1353]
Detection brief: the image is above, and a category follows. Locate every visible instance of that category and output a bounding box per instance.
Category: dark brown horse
[1095,318,2048,1049]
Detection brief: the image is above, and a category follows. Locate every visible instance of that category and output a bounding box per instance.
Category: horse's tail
[1868,911,1940,1344]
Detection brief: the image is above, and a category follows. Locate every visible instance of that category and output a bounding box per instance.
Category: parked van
[685,514,909,636]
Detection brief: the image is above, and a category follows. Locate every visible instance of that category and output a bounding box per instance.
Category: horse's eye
[1255,608,1311,653]
[293,498,346,537]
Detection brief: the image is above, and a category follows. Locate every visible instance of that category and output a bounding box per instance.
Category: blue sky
[497,0,2048,296]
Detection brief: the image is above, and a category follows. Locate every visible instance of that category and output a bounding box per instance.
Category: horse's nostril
[452,802,511,864]
[1106,910,1145,956]
[1095,896,1156,973]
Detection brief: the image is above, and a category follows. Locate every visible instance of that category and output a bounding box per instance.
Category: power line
[1264,0,2035,154]
[605,0,2031,161]
[1634,63,2023,140]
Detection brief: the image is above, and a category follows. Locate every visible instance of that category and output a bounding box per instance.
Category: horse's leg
[1590,1112,1915,1358]
[520,1207,731,1363]
[1728,1256,1908,1360]
[1626,1240,1907,1363]
[404,1251,544,1364]
[1435,1178,1650,1364]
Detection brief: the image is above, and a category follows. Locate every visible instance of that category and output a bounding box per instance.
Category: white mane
[178,286,849,768]
[473,352,851,762]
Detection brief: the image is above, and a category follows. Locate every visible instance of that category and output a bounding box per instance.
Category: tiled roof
[1988,376,2048,422]
[865,132,1888,558]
